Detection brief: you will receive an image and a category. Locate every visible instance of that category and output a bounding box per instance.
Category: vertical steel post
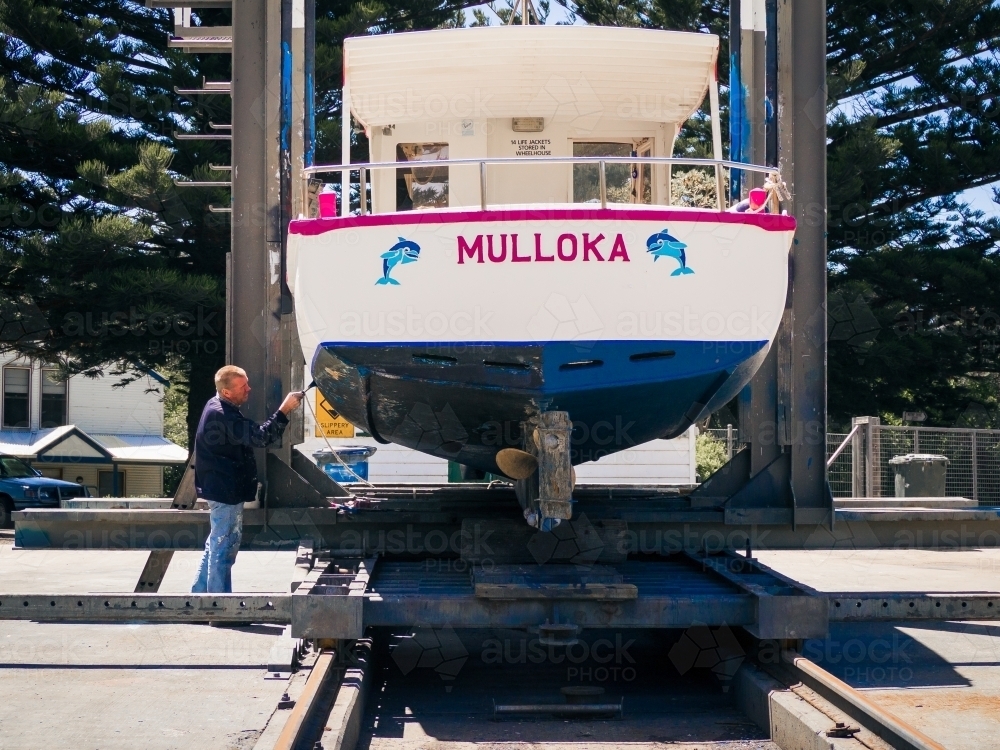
[708,69,725,209]
[282,0,306,450]
[232,0,298,480]
[231,0,270,439]
[341,57,351,217]
[780,0,828,519]
[851,416,864,498]
[359,167,367,215]
[764,0,778,167]
[972,431,979,504]
[599,161,607,209]
[480,161,487,210]
[303,0,315,171]
[864,420,874,498]
[729,0,743,202]
[225,251,233,363]
[739,0,781,478]
[872,420,882,497]
[302,0,315,218]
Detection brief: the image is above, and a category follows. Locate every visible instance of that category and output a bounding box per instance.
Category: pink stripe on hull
[289,206,796,236]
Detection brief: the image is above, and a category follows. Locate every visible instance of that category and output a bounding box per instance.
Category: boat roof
[344,26,719,128]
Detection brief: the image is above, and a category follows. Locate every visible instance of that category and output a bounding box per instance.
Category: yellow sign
[314,392,355,438]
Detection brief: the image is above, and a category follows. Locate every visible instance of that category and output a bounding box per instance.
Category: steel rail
[273,650,339,750]
[172,131,232,141]
[173,180,232,188]
[147,0,232,6]
[782,650,947,750]
[174,87,232,96]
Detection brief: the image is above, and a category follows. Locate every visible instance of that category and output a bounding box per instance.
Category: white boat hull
[288,205,794,471]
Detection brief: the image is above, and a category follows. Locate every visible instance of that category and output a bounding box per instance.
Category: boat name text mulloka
[457,233,631,264]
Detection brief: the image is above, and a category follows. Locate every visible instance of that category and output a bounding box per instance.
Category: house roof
[344,25,719,128]
[0,426,187,464]
[91,433,188,463]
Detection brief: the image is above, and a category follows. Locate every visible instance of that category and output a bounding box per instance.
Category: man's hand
[279,391,305,415]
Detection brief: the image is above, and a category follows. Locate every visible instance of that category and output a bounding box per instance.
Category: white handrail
[827,424,859,468]
[304,154,779,175]
[303,155,782,216]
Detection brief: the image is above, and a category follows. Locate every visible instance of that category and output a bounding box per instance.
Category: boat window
[396,143,449,211]
[573,142,633,204]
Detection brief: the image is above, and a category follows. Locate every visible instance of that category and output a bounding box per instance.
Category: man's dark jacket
[194,395,289,505]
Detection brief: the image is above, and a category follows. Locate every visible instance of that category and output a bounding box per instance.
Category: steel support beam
[231,0,303,482]
[735,0,782,479]
[0,594,291,623]
[781,0,828,519]
[829,593,1000,622]
[232,0,272,434]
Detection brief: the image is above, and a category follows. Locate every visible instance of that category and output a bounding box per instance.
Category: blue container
[313,446,377,484]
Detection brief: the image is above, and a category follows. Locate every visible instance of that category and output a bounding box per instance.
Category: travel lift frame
[167,0,831,528]
[154,0,829,523]
[14,0,986,644]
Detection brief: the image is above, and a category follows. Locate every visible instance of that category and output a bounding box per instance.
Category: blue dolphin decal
[376,237,420,285]
[646,229,694,276]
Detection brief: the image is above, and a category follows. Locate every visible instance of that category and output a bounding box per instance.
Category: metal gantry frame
[0,0,854,643]
[163,0,829,521]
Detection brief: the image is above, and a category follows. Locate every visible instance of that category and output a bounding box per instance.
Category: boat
[287,24,795,524]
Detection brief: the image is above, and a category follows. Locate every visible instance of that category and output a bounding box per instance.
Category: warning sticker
[314,392,355,438]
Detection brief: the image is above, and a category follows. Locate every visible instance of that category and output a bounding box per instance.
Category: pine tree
[0,0,230,449]
[562,0,1000,427]
[0,0,481,452]
[825,1,1000,427]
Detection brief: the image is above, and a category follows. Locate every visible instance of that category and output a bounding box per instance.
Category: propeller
[495,448,578,489]
[496,448,539,480]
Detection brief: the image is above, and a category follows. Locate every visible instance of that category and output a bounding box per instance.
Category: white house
[0,354,187,496]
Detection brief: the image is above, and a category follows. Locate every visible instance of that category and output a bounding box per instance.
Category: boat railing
[301,156,785,217]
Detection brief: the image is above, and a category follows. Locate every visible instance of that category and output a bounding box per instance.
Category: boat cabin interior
[339,25,723,215]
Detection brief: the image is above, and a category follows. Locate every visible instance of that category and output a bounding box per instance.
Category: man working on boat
[191,365,304,594]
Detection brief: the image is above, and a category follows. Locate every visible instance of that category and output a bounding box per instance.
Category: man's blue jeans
[191,500,243,593]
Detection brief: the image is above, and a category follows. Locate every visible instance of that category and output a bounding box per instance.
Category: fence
[706,420,1000,505]
[831,418,1000,505]
[705,426,745,460]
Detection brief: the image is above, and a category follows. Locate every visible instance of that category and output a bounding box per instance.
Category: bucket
[318,185,338,218]
[313,446,377,483]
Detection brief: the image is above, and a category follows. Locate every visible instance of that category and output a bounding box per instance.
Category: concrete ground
[758,548,1000,749]
[0,540,297,750]
[755,548,1000,594]
[4,535,1000,749]
[799,620,1000,750]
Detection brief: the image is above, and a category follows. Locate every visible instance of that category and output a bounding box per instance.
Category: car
[0,454,88,527]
